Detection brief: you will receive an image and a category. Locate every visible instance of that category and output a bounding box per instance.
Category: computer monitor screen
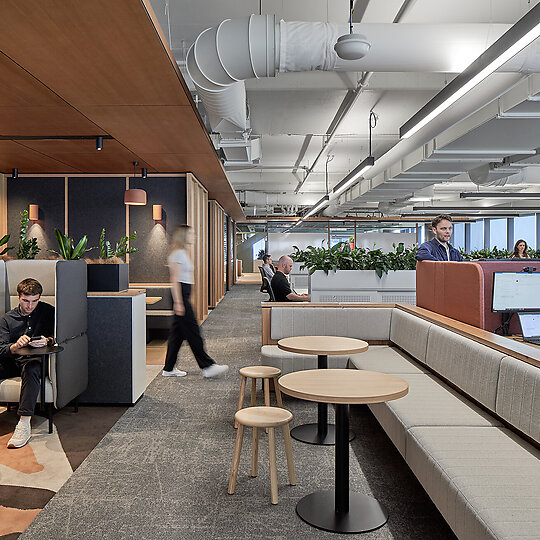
[517,312,540,338]
[492,272,540,312]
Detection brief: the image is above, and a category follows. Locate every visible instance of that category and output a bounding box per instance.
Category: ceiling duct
[187,16,514,136]
[468,162,525,186]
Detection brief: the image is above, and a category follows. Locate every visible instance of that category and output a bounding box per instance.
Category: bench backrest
[270,307,392,341]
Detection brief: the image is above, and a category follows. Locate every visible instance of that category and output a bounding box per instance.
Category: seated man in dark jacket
[0,278,55,448]
[271,255,309,302]
[416,214,463,262]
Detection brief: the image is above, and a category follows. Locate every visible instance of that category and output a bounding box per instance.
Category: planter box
[309,269,416,304]
[87,263,129,292]
[290,262,309,291]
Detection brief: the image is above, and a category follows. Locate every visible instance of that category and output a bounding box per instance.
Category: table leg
[290,355,354,446]
[40,354,47,410]
[295,403,389,533]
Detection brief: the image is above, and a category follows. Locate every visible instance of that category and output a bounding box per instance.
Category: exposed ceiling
[150,0,540,219]
[0,0,244,220]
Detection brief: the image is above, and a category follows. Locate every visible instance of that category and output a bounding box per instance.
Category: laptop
[517,313,540,345]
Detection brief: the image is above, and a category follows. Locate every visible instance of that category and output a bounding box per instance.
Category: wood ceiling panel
[77,106,214,154]
[0,0,190,107]
[0,53,66,107]
[0,107,106,137]
[0,144,79,173]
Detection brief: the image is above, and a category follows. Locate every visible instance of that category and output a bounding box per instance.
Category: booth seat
[0,260,88,432]
[261,302,540,540]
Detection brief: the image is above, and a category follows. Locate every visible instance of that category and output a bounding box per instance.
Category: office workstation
[1,1,539,539]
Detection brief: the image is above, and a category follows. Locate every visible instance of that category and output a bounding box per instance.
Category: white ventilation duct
[468,163,525,187]
[187,15,518,133]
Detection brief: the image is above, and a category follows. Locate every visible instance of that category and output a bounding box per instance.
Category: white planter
[309,269,416,304]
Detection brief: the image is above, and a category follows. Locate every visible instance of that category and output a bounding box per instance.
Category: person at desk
[261,254,275,280]
[0,278,54,449]
[416,214,463,262]
[271,255,309,302]
[511,239,530,259]
[163,225,228,379]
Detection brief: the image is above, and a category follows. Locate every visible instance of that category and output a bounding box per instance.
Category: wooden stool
[235,366,283,429]
[228,406,296,505]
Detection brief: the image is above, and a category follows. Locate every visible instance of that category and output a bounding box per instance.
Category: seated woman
[511,239,530,259]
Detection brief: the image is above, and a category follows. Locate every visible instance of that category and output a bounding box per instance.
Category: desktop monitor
[492,272,540,313]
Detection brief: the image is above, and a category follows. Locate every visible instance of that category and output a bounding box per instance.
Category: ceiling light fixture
[11,168,18,179]
[460,192,540,198]
[96,136,103,151]
[142,168,148,179]
[303,195,330,219]
[334,0,371,60]
[124,189,147,206]
[400,3,540,139]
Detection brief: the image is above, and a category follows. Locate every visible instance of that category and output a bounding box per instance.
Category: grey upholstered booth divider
[4,260,88,409]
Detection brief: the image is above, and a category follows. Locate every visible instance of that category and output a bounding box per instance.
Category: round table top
[17,344,64,356]
[278,369,409,405]
[277,336,368,356]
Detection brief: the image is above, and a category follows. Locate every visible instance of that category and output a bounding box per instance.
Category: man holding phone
[0,278,54,448]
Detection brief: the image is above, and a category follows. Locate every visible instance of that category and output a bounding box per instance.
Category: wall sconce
[29,204,39,221]
[124,189,147,205]
[152,204,162,221]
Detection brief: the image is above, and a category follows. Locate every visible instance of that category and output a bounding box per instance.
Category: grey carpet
[21,285,455,539]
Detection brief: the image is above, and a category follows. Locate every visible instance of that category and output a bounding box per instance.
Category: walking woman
[163,225,228,378]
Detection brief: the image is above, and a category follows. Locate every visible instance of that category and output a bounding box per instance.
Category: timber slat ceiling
[0,0,244,220]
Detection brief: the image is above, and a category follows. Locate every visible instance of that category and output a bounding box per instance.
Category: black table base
[296,403,388,533]
[290,423,355,445]
[296,490,388,533]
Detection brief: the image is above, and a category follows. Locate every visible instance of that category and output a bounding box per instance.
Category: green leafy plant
[458,246,540,260]
[291,242,418,278]
[98,228,138,260]
[0,234,13,256]
[51,229,92,260]
[256,248,266,260]
[17,210,40,259]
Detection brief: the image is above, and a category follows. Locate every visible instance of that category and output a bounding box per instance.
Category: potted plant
[291,242,418,303]
[0,234,13,259]
[86,229,138,292]
[50,229,92,260]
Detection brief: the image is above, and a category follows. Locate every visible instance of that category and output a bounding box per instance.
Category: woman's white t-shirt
[168,248,194,284]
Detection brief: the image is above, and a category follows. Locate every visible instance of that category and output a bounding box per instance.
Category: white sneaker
[7,422,31,448]
[202,364,229,379]
[162,368,187,377]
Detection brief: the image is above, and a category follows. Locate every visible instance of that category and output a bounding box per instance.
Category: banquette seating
[0,260,88,431]
[261,302,540,540]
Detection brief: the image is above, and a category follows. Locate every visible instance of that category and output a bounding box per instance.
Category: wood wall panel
[208,201,225,308]
[186,173,208,323]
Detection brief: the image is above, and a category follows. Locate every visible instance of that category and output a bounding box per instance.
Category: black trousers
[164,283,215,371]
[0,356,41,416]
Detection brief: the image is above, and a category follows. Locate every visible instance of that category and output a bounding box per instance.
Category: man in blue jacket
[416,214,463,261]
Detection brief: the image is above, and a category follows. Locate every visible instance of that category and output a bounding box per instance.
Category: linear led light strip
[332,156,375,197]
[303,195,330,218]
[400,4,540,139]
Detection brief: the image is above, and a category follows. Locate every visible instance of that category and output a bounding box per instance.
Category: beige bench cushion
[390,309,432,363]
[496,356,540,444]
[0,377,54,403]
[406,426,540,540]
[369,374,501,457]
[270,307,392,341]
[425,325,505,411]
[349,345,427,374]
[260,345,349,375]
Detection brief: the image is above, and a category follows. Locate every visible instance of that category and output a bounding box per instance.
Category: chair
[259,267,268,293]
[228,406,296,504]
[263,277,275,301]
[0,260,88,433]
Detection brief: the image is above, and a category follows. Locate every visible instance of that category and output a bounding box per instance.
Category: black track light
[11,168,18,179]
[141,168,148,179]
[96,136,103,151]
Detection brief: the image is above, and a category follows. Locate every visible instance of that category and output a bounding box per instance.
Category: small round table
[17,344,64,410]
[277,336,368,445]
[279,369,408,534]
